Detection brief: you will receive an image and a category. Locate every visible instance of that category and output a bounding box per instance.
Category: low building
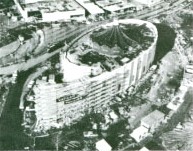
[130,126,149,143]
[14,0,85,22]
[96,139,112,151]
[141,110,165,133]
[167,95,184,112]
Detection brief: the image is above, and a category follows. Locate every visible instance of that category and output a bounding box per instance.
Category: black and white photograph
[0,0,193,150]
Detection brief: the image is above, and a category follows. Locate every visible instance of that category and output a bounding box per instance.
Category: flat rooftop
[141,110,165,126]
[24,0,83,13]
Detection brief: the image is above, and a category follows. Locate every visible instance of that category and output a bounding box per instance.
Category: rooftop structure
[30,19,158,131]
[130,126,149,143]
[95,139,112,151]
[14,0,85,22]
[141,110,165,132]
[130,110,165,143]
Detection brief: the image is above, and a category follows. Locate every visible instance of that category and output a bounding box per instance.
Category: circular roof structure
[90,20,155,56]
[65,19,158,65]
[91,23,142,49]
[61,19,158,81]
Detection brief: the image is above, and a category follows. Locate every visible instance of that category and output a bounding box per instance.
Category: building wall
[15,0,85,22]
[141,117,164,133]
[41,9,85,22]
[34,41,157,130]
[33,20,158,130]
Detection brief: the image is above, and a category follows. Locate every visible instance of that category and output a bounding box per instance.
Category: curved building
[33,19,158,131]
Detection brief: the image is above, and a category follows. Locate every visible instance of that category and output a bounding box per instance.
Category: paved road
[0,0,188,75]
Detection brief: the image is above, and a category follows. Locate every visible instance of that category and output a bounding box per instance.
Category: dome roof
[90,23,154,51]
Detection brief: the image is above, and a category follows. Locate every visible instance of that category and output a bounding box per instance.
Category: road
[0,0,188,75]
[0,71,32,149]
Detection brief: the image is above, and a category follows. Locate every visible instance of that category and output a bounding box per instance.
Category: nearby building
[141,110,165,133]
[166,88,187,112]
[130,125,149,143]
[30,19,158,131]
[14,0,86,22]
[96,139,112,151]
[14,0,144,22]
[167,64,193,111]
[133,0,162,7]
[130,110,165,142]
